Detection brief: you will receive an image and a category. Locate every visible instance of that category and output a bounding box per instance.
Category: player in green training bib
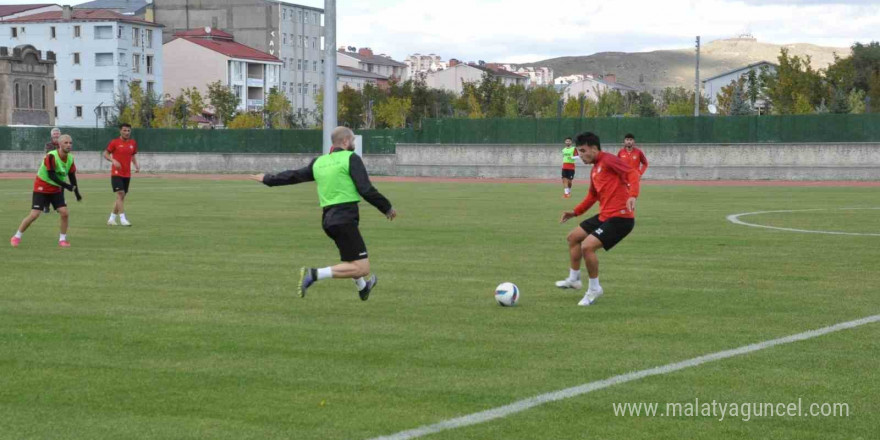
[251,126,397,301]
[561,136,578,198]
[10,134,83,248]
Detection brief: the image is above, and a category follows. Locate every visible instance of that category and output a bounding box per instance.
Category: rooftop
[2,9,160,26]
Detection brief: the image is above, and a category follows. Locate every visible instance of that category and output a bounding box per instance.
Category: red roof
[0,4,55,17]
[3,9,159,26]
[174,35,280,63]
[173,28,234,39]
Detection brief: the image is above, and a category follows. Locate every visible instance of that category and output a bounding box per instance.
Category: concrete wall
[0,151,397,176]
[393,143,880,181]
[2,144,878,180]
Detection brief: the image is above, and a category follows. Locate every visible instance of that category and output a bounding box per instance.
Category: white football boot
[555,278,583,289]
[577,287,604,306]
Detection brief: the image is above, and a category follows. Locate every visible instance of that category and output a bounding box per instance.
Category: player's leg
[57,205,70,247]
[577,235,605,306]
[11,206,42,247]
[557,215,600,289]
[300,224,376,300]
[118,178,131,226]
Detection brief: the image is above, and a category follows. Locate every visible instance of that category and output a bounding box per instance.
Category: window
[118,24,123,39]
[41,85,46,109]
[283,33,287,44]
[132,28,140,47]
[73,52,80,65]
[146,29,153,48]
[27,84,33,108]
[283,81,287,92]
[53,80,57,92]
[54,106,57,118]
[282,58,287,69]
[74,26,81,38]
[297,10,301,22]
[76,106,83,118]
[289,83,294,95]
[96,80,114,93]
[297,59,302,70]
[132,54,140,73]
[298,35,303,47]
[304,12,309,24]
[303,82,309,95]
[118,52,125,66]
[313,60,317,72]
[312,36,317,49]
[74,79,82,91]
[95,53,113,66]
[313,83,318,95]
[146,55,153,74]
[50,26,56,39]
[282,8,286,19]
[95,25,112,39]
[147,81,154,94]
[11,28,17,38]
[233,85,242,99]
[297,82,302,94]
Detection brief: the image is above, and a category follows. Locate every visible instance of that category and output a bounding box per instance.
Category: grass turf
[1,177,878,439]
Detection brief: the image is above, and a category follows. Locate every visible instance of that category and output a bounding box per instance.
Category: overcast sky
[7,0,879,63]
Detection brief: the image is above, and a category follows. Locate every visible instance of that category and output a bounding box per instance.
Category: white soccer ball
[495,282,519,307]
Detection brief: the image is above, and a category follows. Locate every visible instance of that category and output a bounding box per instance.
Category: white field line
[727,208,880,236]
[367,314,880,440]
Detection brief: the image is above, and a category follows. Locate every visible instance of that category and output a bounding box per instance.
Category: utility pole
[695,36,700,117]
[322,0,337,154]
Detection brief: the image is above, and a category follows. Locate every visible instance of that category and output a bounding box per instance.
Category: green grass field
[1,177,878,440]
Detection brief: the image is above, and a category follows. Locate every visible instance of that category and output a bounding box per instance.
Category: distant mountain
[520,37,850,94]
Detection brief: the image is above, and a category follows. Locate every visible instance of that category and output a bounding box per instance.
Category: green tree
[718,77,753,115]
[828,87,851,114]
[227,112,263,129]
[562,95,581,117]
[525,85,561,117]
[793,93,814,114]
[848,89,866,113]
[181,87,206,128]
[762,48,824,114]
[338,85,365,128]
[850,42,880,93]
[207,81,239,127]
[374,96,411,128]
[636,92,657,117]
[869,71,880,113]
[265,88,292,128]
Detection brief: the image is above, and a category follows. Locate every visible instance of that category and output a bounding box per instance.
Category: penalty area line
[367,314,880,440]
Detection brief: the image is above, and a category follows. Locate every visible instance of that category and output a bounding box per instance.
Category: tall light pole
[694,36,700,117]
[322,0,337,154]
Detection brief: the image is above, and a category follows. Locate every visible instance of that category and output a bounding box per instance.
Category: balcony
[247,99,264,107]
[246,77,264,88]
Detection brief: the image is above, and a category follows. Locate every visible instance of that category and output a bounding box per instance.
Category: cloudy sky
[9,0,879,63]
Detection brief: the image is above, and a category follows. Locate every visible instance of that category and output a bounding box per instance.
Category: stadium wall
[1,143,877,180]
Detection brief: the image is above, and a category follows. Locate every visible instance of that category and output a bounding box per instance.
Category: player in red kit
[555,132,640,306]
[617,133,648,177]
[103,123,140,226]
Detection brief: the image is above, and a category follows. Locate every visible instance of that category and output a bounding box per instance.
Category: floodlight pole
[694,36,700,117]
[322,0,337,154]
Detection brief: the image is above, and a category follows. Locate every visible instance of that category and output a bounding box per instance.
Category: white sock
[317,267,333,281]
[59,234,67,242]
[568,268,581,281]
[120,213,127,222]
[564,188,571,195]
[109,213,117,222]
[354,277,367,290]
[14,230,23,239]
[589,277,600,290]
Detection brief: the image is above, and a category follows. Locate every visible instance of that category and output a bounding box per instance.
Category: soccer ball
[495,282,519,307]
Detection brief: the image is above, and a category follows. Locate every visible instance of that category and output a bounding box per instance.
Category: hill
[521,37,850,93]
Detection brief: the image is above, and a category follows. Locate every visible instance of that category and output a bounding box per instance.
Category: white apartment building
[276,3,323,118]
[554,74,585,85]
[337,47,407,82]
[0,7,163,127]
[405,53,446,75]
[513,66,553,87]
[423,62,527,95]
[163,28,281,113]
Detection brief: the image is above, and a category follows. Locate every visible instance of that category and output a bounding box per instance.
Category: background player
[561,136,578,198]
[617,133,648,178]
[103,123,140,226]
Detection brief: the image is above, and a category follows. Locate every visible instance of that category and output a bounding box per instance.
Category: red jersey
[106,137,138,177]
[573,151,640,221]
[34,153,76,194]
[617,147,648,176]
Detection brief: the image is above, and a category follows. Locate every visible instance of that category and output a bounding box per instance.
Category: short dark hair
[564,136,572,141]
[575,132,601,151]
[624,133,635,140]
[120,123,132,129]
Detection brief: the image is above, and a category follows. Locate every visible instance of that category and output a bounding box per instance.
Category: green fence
[0,127,412,154]
[2,114,880,153]
[414,114,880,144]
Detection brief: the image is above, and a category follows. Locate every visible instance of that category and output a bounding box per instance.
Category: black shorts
[323,223,368,262]
[111,176,131,194]
[579,214,634,251]
[561,169,575,180]
[32,191,66,211]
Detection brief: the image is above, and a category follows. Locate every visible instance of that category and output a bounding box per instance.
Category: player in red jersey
[617,133,648,177]
[555,132,640,306]
[103,123,140,226]
[10,135,82,248]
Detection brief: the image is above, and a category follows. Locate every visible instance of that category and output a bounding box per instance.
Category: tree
[793,93,814,114]
[869,70,880,113]
[562,95,581,117]
[374,96,411,128]
[636,92,657,117]
[207,81,239,127]
[525,85,561,117]
[717,77,753,115]
[590,89,624,117]
[658,87,704,116]
[828,87,851,114]
[265,88,292,128]
[227,112,263,129]
[848,89,866,114]
[181,87,206,128]
[850,41,880,93]
[338,85,365,128]
[762,48,824,114]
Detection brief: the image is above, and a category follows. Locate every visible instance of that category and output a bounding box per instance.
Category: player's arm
[253,158,316,186]
[132,146,140,173]
[561,185,597,223]
[349,153,395,219]
[102,148,121,169]
[68,169,82,201]
[638,151,649,175]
